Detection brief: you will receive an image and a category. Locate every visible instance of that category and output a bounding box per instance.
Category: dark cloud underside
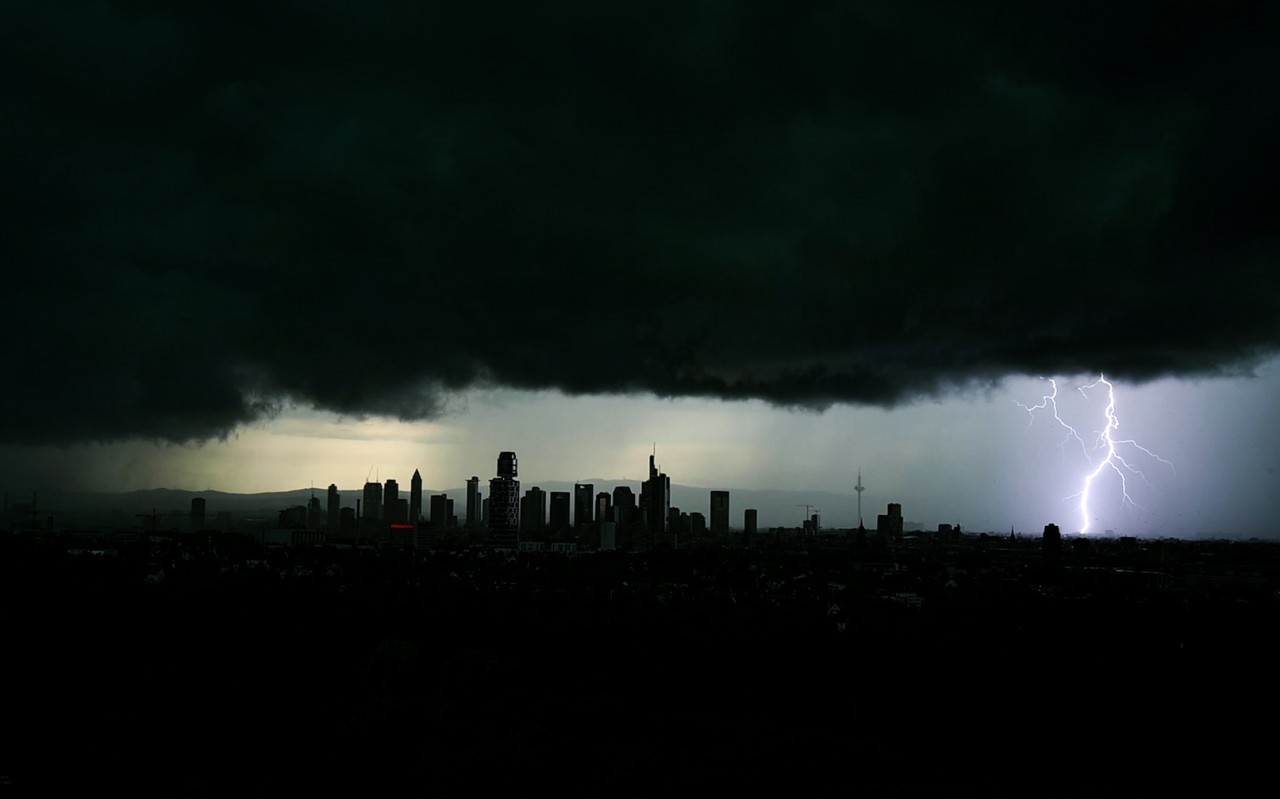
[3,1,1277,443]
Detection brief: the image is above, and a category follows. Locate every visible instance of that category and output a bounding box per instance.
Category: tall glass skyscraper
[488,451,520,550]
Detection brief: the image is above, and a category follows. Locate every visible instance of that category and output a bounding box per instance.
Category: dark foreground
[4,530,1278,795]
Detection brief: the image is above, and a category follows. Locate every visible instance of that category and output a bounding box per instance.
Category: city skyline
[3,4,1278,540]
[5,357,1279,539]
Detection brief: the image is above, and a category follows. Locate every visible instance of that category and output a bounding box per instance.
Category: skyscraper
[488,451,520,550]
[430,494,450,529]
[308,493,322,529]
[466,476,481,528]
[641,452,670,550]
[689,512,707,537]
[877,502,903,538]
[595,491,612,524]
[744,508,758,538]
[613,486,636,532]
[574,483,594,531]
[549,491,571,534]
[521,486,547,533]
[383,478,401,525]
[362,481,382,521]
[191,497,206,531]
[410,469,423,524]
[710,490,730,536]
[327,484,340,531]
[1043,522,1062,569]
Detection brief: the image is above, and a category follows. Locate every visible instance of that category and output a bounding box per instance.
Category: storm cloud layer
[4,1,1277,444]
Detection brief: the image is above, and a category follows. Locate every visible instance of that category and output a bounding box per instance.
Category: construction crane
[793,504,824,537]
[796,504,820,528]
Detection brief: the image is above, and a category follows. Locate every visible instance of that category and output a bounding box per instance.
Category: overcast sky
[3,2,1277,537]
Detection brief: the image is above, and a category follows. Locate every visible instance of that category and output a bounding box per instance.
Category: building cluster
[258,450,756,553]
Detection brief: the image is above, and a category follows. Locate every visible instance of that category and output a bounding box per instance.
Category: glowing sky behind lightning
[1019,374,1176,535]
[1073,376,1177,534]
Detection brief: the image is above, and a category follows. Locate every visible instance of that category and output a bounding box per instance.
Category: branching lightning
[1017,374,1175,534]
[1015,378,1089,460]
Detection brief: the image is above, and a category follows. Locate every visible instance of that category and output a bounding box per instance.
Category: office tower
[362,481,382,521]
[613,486,636,530]
[191,497,206,531]
[521,486,547,533]
[340,507,355,538]
[641,452,670,550]
[549,491,571,533]
[430,494,450,529]
[877,502,903,538]
[383,479,401,525]
[466,476,480,528]
[709,490,730,536]
[595,491,612,524]
[488,451,520,550]
[308,494,322,529]
[327,484,340,531]
[447,498,455,527]
[744,508,758,537]
[574,483,594,531]
[689,512,706,537]
[410,470,423,523]
[669,508,692,546]
[1043,523,1062,568]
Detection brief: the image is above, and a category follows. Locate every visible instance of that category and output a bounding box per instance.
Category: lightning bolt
[1017,374,1175,535]
[1015,378,1089,460]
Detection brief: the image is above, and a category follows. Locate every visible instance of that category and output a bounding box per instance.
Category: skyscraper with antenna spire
[641,447,670,550]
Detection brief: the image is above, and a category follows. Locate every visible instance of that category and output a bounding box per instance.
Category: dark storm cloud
[3,0,1277,443]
